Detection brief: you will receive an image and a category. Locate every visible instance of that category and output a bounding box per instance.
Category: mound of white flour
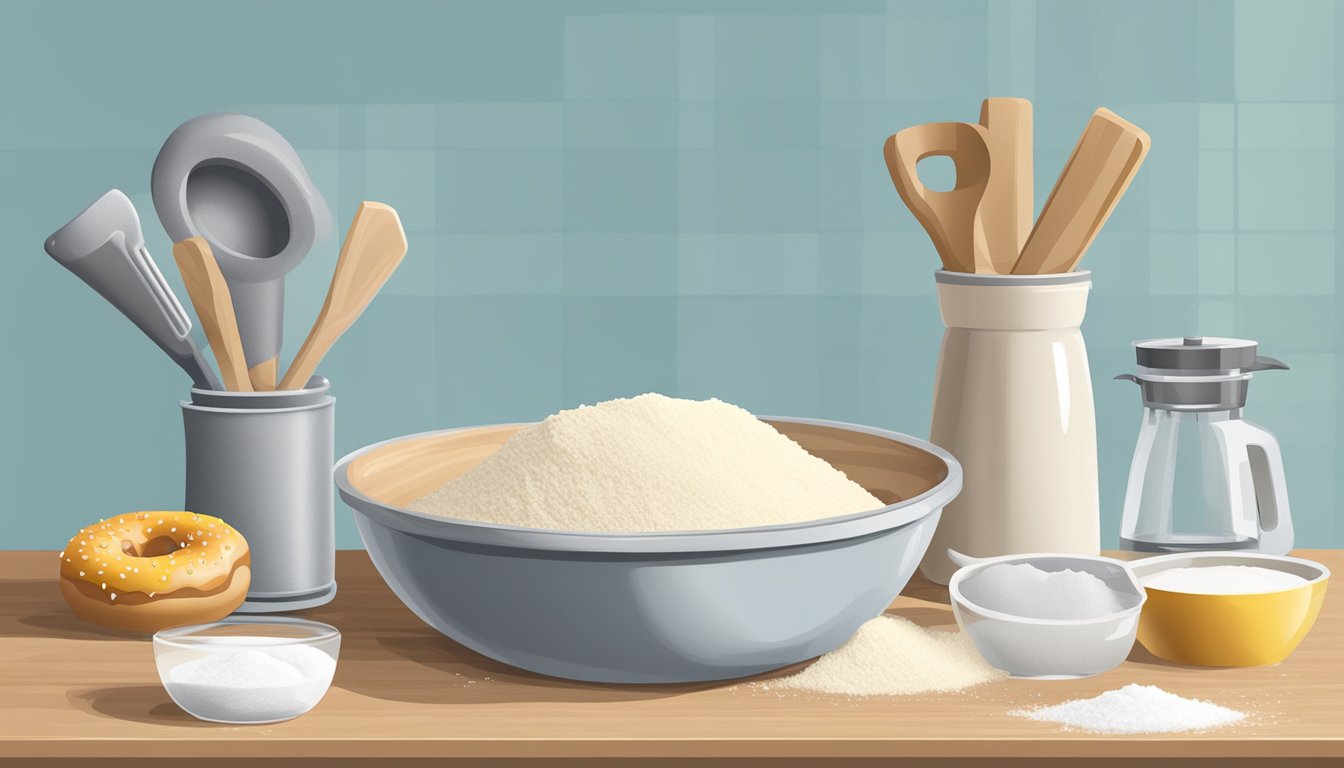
[771,615,1006,696]
[408,394,883,533]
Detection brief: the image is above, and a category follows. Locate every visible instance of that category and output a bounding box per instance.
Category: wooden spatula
[978,98,1033,273]
[1012,108,1150,274]
[279,202,408,390]
[173,237,253,392]
[883,122,992,273]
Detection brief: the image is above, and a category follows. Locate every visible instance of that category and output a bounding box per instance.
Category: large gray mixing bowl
[334,417,961,684]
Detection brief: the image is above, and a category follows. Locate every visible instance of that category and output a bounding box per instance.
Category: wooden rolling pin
[173,237,253,392]
[279,202,408,390]
[1012,108,1150,274]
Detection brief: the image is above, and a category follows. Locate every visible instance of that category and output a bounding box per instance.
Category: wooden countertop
[1,549,1340,765]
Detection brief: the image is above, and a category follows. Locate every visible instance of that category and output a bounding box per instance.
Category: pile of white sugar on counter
[408,394,883,532]
[768,616,1006,696]
[1012,684,1247,734]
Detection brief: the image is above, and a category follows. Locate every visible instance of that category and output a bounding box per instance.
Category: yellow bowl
[1130,552,1329,667]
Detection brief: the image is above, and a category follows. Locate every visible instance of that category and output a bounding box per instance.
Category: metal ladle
[152,113,331,389]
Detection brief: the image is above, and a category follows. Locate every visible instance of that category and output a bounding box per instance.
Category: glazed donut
[58,511,250,633]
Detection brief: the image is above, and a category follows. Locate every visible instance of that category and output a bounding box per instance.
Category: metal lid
[1134,336,1264,371]
[1120,335,1288,411]
[1115,373,1252,412]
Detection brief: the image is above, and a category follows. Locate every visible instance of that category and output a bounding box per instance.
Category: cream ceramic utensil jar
[920,270,1099,584]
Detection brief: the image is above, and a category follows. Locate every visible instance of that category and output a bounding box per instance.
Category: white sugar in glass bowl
[152,616,340,724]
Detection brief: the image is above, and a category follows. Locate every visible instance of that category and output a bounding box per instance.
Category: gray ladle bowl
[334,417,961,684]
[152,113,332,371]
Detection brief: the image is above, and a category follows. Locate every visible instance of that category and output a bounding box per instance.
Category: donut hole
[123,536,179,559]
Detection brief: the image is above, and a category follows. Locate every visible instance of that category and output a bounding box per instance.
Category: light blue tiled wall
[1,0,1338,548]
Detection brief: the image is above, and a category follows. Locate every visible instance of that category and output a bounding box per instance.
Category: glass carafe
[1120,407,1289,552]
[1116,336,1293,556]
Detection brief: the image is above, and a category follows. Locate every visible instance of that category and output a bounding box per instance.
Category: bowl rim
[334,415,963,554]
[1128,551,1331,594]
[153,615,341,651]
[948,553,1147,627]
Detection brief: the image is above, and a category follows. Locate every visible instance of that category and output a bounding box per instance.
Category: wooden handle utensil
[249,359,277,391]
[883,122,992,273]
[978,98,1033,273]
[172,237,253,392]
[1012,108,1150,274]
[279,202,408,390]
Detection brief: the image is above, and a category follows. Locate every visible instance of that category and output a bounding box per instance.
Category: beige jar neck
[934,271,1091,331]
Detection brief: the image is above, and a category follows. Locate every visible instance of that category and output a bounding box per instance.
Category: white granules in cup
[960,562,1129,619]
[409,393,883,533]
[165,645,336,722]
[1012,684,1247,733]
[1142,565,1307,594]
[767,615,1006,696]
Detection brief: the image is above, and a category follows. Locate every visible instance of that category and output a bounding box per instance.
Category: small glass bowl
[153,616,340,724]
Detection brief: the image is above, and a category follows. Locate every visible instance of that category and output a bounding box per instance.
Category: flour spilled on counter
[1012,684,1247,734]
[408,393,883,532]
[764,615,1006,697]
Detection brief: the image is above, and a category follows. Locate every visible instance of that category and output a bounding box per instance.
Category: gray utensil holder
[181,377,336,613]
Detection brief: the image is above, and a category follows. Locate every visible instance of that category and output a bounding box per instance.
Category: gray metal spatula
[45,189,222,390]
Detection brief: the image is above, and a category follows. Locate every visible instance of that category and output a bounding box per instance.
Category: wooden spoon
[172,237,253,392]
[883,122,992,273]
[279,202,408,390]
[1012,108,1150,274]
